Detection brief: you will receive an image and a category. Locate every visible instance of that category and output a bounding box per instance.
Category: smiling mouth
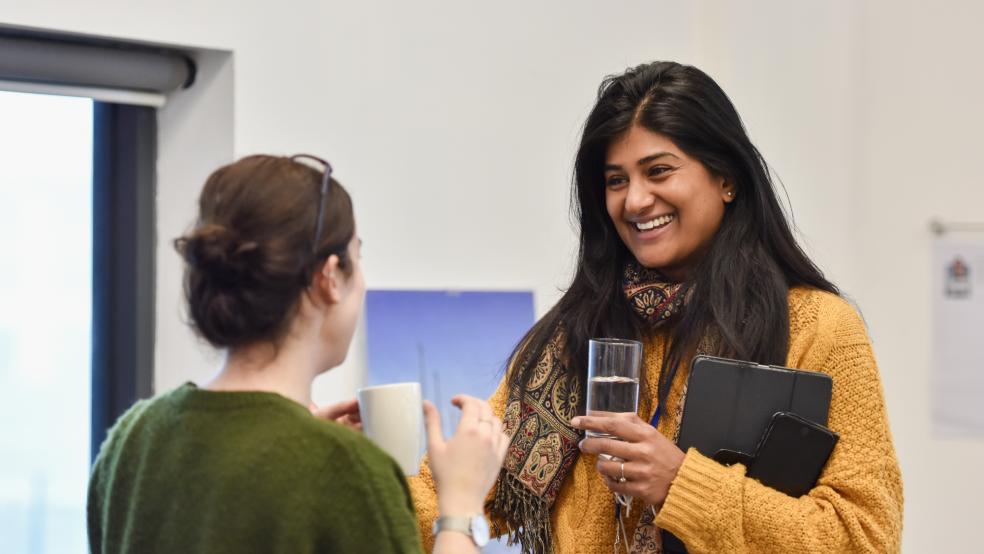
[634,213,676,232]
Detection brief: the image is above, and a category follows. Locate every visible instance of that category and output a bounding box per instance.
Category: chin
[319,351,348,373]
[631,251,672,270]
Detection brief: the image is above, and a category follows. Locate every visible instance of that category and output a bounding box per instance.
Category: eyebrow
[604,151,681,171]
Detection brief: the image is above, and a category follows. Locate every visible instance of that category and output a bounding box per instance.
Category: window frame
[90,102,157,461]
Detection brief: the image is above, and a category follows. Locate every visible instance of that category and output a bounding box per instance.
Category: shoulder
[295,419,419,544]
[295,417,409,491]
[299,416,394,465]
[786,287,870,369]
[109,397,156,437]
[91,391,167,466]
[89,387,187,493]
[788,286,865,334]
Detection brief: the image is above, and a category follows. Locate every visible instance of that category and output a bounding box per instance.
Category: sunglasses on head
[289,154,333,255]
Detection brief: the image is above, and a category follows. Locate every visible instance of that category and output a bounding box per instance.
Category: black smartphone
[746,411,839,497]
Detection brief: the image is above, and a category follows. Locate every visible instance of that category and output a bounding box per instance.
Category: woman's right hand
[424,395,509,516]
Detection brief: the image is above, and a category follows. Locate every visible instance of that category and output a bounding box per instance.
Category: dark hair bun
[175,223,290,348]
[178,224,262,287]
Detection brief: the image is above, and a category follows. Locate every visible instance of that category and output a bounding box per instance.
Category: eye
[605,175,628,188]
[648,165,672,178]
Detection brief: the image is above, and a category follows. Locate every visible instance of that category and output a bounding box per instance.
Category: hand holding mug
[310,398,363,432]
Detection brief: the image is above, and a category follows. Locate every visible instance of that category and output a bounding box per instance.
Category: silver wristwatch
[432,514,490,547]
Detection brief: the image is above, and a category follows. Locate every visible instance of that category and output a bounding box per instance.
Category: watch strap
[433,515,474,540]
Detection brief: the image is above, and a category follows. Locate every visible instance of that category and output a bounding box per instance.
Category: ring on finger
[618,461,627,484]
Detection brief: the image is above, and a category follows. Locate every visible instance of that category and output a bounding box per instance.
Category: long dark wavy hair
[508,61,839,412]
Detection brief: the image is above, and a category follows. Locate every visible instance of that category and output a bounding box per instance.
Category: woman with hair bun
[87,154,508,553]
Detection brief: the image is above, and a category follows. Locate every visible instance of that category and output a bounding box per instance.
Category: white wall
[854,1,984,550]
[0,0,699,399]
[154,49,235,390]
[4,0,983,550]
[692,2,984,549]
[692,0,863,295]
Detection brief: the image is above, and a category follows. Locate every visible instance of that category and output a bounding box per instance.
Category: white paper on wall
[932,236,984,437]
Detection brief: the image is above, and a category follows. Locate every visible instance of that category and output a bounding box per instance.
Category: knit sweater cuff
[655,448,738,543]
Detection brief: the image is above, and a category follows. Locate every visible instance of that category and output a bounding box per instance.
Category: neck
[206,333,323,408]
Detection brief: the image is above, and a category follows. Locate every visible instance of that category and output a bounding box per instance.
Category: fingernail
[571,417,581,427]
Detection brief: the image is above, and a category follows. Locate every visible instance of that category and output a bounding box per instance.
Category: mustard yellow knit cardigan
[409,288,904,553]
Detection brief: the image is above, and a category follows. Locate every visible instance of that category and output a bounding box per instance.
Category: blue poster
[366,290,535,435]
[365,290,534,553]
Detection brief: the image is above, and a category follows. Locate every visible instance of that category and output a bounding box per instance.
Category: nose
[624,178,655,215]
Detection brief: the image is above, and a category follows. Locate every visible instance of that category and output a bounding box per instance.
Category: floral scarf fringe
[488,262,688,553]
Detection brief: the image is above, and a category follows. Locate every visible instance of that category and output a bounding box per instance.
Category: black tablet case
[676,355,832,458]
[663,356,834,554]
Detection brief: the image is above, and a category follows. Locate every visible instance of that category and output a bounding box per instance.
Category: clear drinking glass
[585,338,643,438]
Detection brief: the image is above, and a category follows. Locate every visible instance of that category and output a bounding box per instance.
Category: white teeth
[635,214,675,231]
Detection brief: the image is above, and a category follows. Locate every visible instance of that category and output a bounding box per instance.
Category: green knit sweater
[87,383,423,553]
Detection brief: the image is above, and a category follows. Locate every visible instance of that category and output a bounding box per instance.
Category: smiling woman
[602,126,734,281]
[408,61,903,554]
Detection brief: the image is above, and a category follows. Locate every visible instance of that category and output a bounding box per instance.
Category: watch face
[471,515,491,547]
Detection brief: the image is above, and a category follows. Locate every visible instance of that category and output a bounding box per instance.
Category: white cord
[614,492,633,553]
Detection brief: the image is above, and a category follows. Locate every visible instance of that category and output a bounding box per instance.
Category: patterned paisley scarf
[488,261,688,553]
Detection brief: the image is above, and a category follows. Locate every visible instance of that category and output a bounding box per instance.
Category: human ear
[316,254,343,304]
[721,179,736,203]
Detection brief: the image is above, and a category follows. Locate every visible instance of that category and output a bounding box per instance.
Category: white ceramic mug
[356,382,423,476]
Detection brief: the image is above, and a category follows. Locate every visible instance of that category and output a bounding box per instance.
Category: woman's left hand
[571,413,686,507]
[310,398,363,432]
